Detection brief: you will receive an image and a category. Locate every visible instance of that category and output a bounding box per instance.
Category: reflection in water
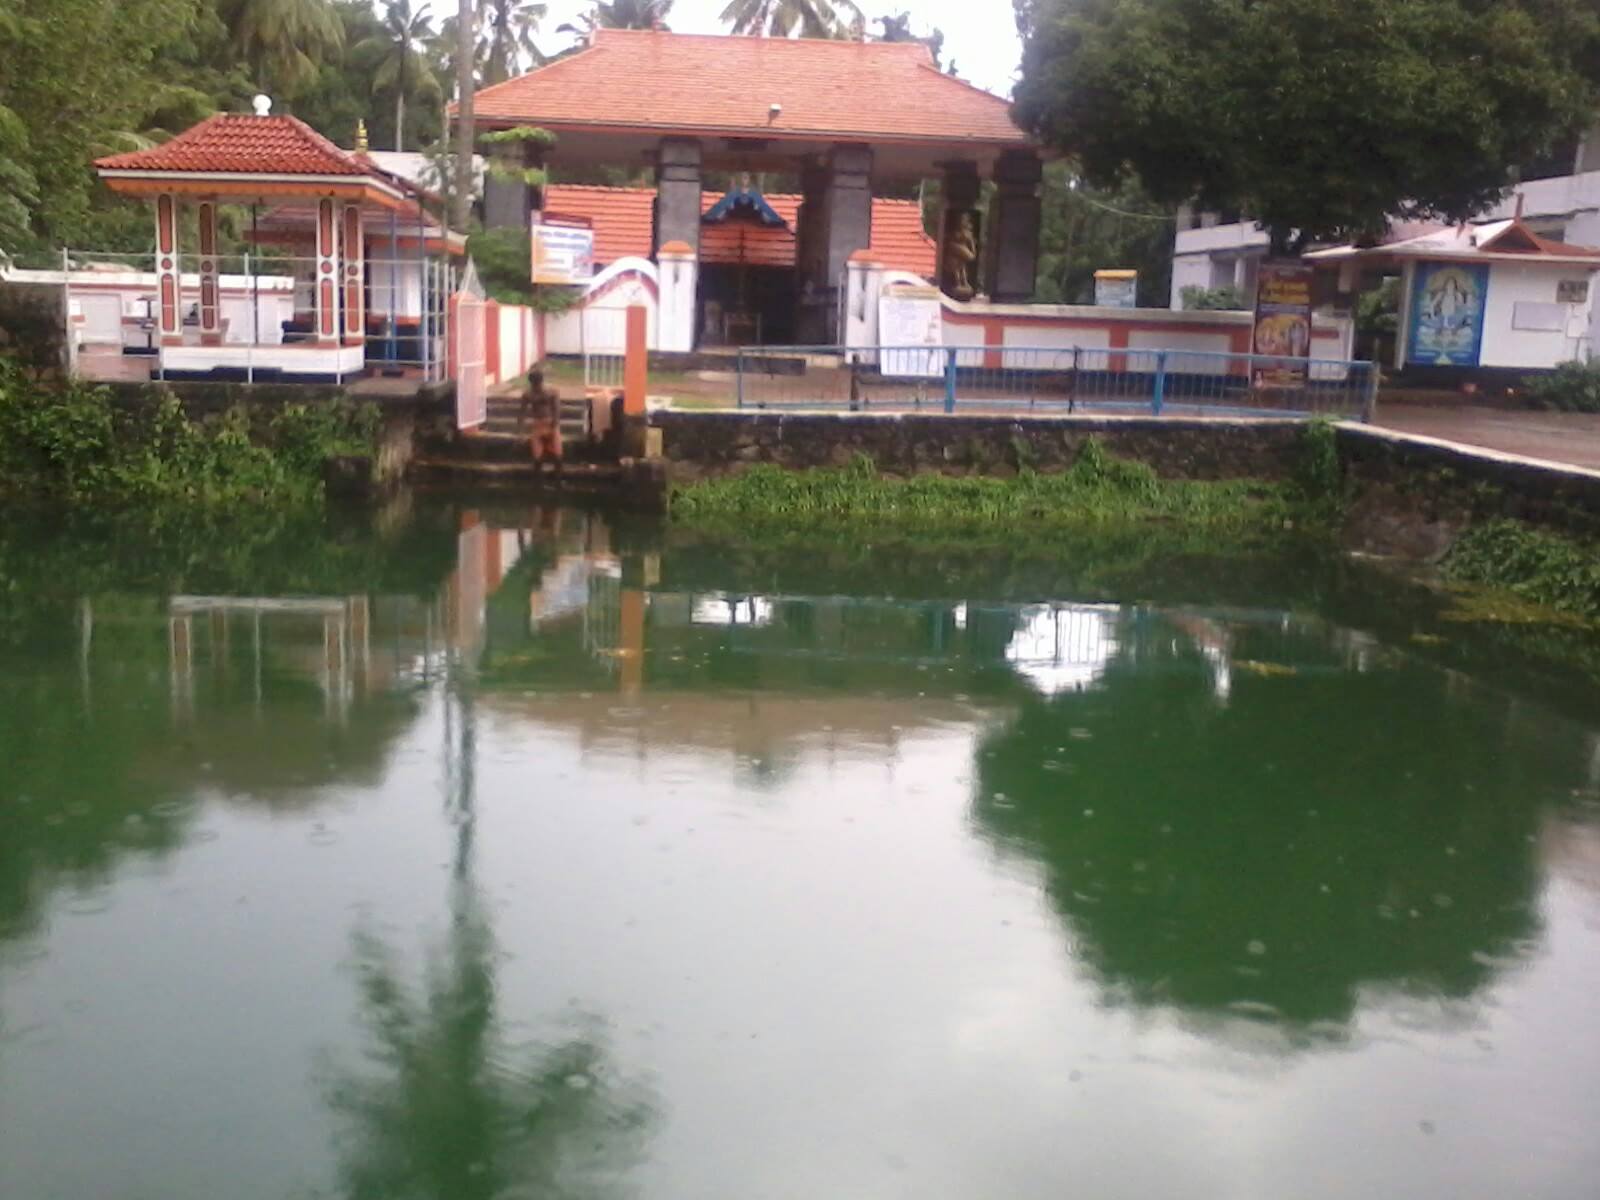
[3,503,1600,1199]
[325,688,655,1200]
[973,609,1590,1028]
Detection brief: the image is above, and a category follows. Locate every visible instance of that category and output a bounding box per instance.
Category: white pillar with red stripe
[315,196,340,345]
[340,202,365,346]
[197,198,222,346]
[155,193,183,346]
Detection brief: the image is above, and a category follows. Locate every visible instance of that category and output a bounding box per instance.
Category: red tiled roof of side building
[96,114,373,176]
[472,29,1028,147]
[543,186,656,265]
[543,185,937,277]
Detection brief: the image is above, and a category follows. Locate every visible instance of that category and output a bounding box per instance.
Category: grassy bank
[1443,520,1600,621]
[0,360,377,512]
[671,431,1341,543]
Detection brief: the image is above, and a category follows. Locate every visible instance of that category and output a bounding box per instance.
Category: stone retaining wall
[1337,424,1600,538]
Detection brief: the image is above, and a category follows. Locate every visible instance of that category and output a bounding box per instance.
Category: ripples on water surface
[2,502,1599,1200]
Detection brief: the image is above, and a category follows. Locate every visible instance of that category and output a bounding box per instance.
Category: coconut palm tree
[454,0,475,232]
[557,0,674,42]
[353,0,442,150]
[720,0,860,38]
[322,688,655,1200]
[223,0,345,96]
[480,0,548,84]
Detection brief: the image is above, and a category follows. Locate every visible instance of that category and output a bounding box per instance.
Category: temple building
[466,28,1043,349]
[90,103,464,383]
[542,183,936,345]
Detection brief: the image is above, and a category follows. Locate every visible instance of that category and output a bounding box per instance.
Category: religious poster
[531,219,595,285]
[1251,260,1314,387]
[878,284,945,378]
[1406,262,1489,367]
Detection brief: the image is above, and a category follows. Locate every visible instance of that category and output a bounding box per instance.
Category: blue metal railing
[732,344,1379,421]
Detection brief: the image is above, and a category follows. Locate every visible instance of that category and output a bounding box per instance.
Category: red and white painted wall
[845,258,1356,373]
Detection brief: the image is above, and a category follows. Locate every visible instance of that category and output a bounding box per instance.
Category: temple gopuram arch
[465,28,1043,350]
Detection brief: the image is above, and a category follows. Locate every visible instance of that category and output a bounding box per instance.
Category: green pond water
[2,501,1600,1200]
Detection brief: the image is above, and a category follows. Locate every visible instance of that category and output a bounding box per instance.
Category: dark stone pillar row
[986,150,1044,304]
[796,144,873,344]
[654,137,703,258]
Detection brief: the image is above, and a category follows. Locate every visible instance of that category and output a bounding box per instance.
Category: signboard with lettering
[1094,270,1138,308]
[1252,260,1314,387]
[530,220,595,285]
[877,284,945,378]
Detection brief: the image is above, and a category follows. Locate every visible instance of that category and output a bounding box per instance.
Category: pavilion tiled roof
[543,184,937,277]
[96,114,374,176]
[473,29,1027,146]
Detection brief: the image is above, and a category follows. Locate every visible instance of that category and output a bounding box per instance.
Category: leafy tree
[480,0,546,83]
[720,0,862,38]
[1034,165,1174,306]
[221,0,345,96]
[0,105,41,255]
[293,1,396,149]
[0,0,216,251]
[1013,0,1600,253]
[353,0,441,151]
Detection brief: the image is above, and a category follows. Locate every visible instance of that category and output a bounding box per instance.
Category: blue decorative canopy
[703,185,789,228]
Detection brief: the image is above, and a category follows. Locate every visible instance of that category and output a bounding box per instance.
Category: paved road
[1375,403,1600,471]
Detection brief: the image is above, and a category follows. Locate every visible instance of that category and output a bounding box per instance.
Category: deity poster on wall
[1252,261,1314,387]
[1407,262,1489,367]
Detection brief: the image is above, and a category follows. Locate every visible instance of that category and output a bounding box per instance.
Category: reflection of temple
[428,508,1402,775]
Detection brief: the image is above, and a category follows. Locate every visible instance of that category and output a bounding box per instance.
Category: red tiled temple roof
[472,29,1027,147]
[96,114,374,176]
[543,184,937,277]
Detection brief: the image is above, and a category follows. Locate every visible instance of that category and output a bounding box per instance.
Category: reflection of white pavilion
[1004,604,1121,697]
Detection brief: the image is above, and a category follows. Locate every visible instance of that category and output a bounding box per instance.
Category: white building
[1306,219,1600,372]
[1170,139,1600,314]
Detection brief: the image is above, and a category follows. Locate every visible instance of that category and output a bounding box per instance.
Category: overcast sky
[532,1,1024,99]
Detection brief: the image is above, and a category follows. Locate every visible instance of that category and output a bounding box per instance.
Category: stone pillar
[819,144,873,342]
[657,240,697,353]
[155,193,183,346]
[197,198,222,345]
[984,150,1044,303]
[341,202,365,346]
[937,160,981,301]
[315,196,340,345]
[654,137,703,258]
[483,137,545,232]
[794,162,830,343]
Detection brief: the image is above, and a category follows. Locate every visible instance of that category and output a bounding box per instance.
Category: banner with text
[531,220,595,286]
[1252,261,1314,387]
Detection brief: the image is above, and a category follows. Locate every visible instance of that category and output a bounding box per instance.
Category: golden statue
[944,212,978,301]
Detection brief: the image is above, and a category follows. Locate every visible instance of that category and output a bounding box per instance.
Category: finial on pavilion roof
[355,119,369,154]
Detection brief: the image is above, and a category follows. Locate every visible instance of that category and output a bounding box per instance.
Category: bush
[0,358,377,511]
[1445,519,1600,619]
[1521,359,1600,413]
[1180,284,1247,311]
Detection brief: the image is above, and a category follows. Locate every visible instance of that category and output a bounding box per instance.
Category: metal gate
[454,262,487,431]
